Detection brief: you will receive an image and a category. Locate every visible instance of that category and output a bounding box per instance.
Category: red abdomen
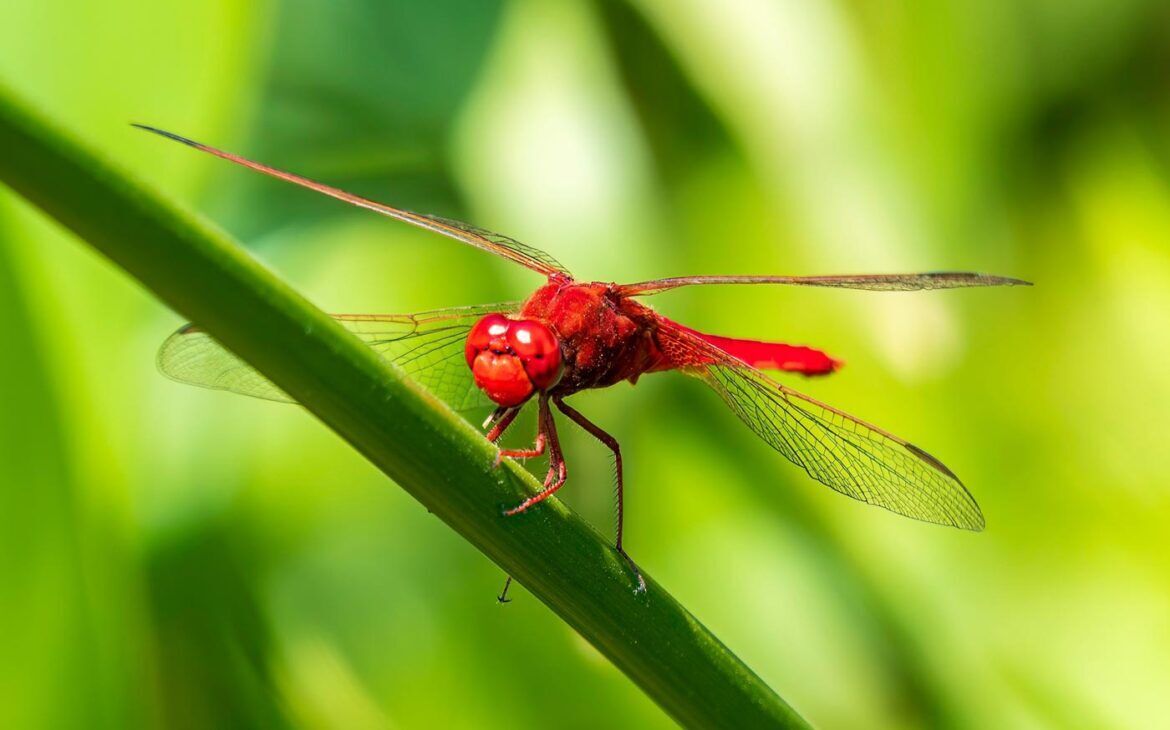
[656,320,841,376]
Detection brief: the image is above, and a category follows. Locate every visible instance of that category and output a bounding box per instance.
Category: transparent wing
[619,272,1030,296]
[420,214,569,279]
[655,322,984,530]
[158,302,522,411]
[133,125,570,278]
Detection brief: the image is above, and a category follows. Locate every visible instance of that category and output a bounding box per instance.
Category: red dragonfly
[140,125,1028,594]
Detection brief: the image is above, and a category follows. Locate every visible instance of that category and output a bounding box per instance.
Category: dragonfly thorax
[465,314,563,407]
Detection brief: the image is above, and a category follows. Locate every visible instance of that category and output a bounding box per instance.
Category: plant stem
[0,83,811,729]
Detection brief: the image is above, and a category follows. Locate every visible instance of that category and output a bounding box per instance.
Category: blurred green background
[2,0,1168,727]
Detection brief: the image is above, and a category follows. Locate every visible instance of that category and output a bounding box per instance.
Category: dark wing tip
[903,441,961,482]
[130,123,203,149]
[984,275,1033,287]
[958,507,987,532]
[902,442,986,531]
[927,272,1033,288]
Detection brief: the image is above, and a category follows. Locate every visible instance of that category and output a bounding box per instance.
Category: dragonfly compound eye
[465,315,561,406]
[506,320,563,391]
[465,314,513,368]
[466,314,535,407]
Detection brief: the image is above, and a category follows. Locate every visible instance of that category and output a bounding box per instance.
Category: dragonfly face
[464,314,563,407]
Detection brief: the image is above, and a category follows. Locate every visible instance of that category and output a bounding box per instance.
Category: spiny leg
[487,402,550,467]
[495,432,546,467]
[485,406,519,443]
[495,438,562,604]
[493,396,562,602]
[554,398,646,594]
[504,395,567,516]
[486,406,525,603]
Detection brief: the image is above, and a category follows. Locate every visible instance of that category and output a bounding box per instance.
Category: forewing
[619,272,1030,296]
[656,323,984,530]
[158,302,521,411]
[134,125,570,278]
[421,214,569,279]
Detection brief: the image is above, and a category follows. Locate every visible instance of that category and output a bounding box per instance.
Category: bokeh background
[2,0,1169,727]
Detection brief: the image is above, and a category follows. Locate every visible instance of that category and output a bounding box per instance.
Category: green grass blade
[0,83,810,729]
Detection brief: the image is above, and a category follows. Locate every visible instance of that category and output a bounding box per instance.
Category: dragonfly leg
[497,575,514,604]
[485,406,520,443]
[554,398,646,594]
[488,404,549,466]
[504,396,567,515]
[494,431,546,467]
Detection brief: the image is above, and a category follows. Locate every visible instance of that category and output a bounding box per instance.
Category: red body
[487,278,840,404]
[520,280,667,395]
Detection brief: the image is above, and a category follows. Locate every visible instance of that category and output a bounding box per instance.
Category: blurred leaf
[147,518,290,729]
[1008,2,1170,199]
[0,225,101,726]
[650,388,967,728]
[219,0,508,237]
[596,0,731,182]
[998,660,1118,730]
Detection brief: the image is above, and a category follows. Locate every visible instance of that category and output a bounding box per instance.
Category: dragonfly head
[465,314,563,407]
